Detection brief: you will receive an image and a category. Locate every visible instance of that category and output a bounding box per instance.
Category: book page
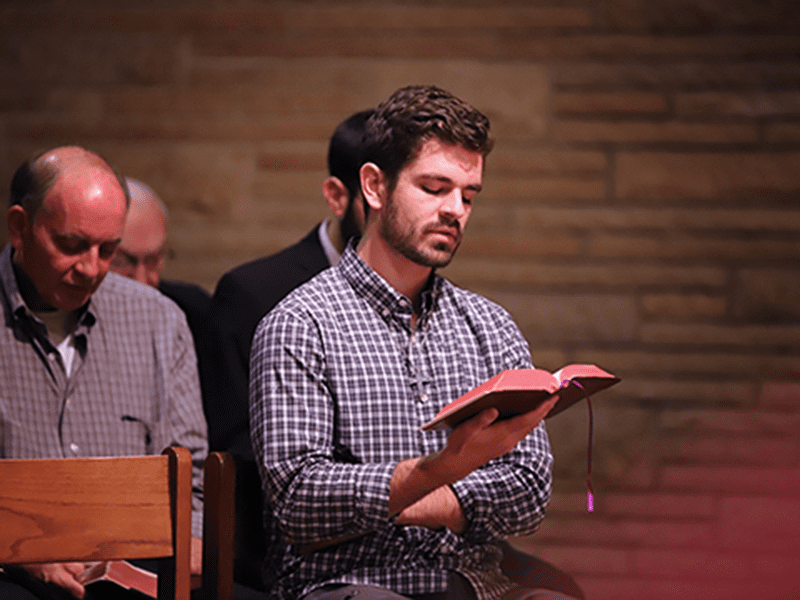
[554,364,616,382]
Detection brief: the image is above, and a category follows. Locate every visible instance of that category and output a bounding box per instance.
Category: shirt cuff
[448,478,492,543]
[353,462,395,532]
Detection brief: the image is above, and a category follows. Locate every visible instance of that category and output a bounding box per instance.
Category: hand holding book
[77,561,157,598]
[421,363,620,513]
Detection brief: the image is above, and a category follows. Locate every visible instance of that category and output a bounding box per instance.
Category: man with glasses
[110,177,211,361]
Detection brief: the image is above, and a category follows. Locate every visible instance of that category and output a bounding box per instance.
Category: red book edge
[77,560,157,598]
[420,364,619,431]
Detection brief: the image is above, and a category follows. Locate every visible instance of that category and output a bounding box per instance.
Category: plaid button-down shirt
[0,244,208,537]
[250,243,553,600]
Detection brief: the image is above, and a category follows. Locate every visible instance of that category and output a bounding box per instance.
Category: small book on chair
[421,364,620,432]
[77,560,157,598]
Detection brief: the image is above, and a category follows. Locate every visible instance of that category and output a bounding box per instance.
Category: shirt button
[69,443,80,454]
[419,394,428,402]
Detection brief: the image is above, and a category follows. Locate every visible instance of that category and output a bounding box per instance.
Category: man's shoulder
[159,279,210,309]
[439,277,497,306]
[261,266,345,328]
[219,229,325,290]
[223,228,325,284]
[438,277,516,322]
[276,264,342,306]
[95,272,187,321]
[212,227,329,313]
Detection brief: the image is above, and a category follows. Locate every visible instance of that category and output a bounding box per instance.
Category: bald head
[10,146,130,223]
[7,145,129,310]
[110,178,169,288]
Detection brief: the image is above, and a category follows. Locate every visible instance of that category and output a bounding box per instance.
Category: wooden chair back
[200,451,235,600]
[0,446,193,600]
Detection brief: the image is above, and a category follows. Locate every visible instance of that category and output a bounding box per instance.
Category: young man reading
[249,86,572,600]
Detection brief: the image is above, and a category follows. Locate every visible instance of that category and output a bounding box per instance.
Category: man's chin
[418,247,457,269]
[52,288,93,311]
[430,241,460,265]
[392,236,460,269]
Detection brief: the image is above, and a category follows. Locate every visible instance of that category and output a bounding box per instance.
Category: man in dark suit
[201,110,372,590]
[111,177,211,360]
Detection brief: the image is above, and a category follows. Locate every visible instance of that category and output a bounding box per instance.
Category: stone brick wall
[1,1,798,598]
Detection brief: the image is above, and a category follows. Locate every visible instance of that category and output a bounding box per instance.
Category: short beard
[380,194,461,269]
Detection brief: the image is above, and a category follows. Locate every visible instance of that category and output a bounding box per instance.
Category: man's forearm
[387,408,500,518]
[394,483,465,533]
[390,401,557,528]
[388,455,454,519]
[297,459,464,553]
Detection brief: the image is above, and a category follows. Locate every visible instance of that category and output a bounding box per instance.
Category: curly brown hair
[363,85,493,192]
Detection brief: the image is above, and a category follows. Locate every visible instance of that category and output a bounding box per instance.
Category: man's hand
[20,562,87,599]
[20,539,203,598]
[389,396,557,520]
[432,396,558,484]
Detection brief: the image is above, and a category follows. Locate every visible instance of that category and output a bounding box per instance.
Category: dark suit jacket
[201,227,330,591]
[158,278,211,361]
[202,227,330,458]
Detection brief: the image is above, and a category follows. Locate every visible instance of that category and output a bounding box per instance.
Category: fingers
[459,398,556,459]
[22,563,86,599]
[58,578,86,599]
[465,407,500,432]
[508,396,558,432]
[443,406,497,444]
[494,397,557,446]
[63,562,87,577]
[51,564,86,599]
[436,395,557,486]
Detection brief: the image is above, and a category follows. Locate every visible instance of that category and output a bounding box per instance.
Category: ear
[359,163,386,213]
[6,205,30,252]
[322,176,350,220]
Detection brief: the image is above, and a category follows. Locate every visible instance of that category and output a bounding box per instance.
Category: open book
[77,560,157,598]
[421,364,619,432]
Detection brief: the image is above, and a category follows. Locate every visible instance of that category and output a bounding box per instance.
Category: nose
[75,247,101,280]
[441,190,469,220]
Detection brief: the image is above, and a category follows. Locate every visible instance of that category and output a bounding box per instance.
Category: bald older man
[0,146,209,600]
[111,177,211,362]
